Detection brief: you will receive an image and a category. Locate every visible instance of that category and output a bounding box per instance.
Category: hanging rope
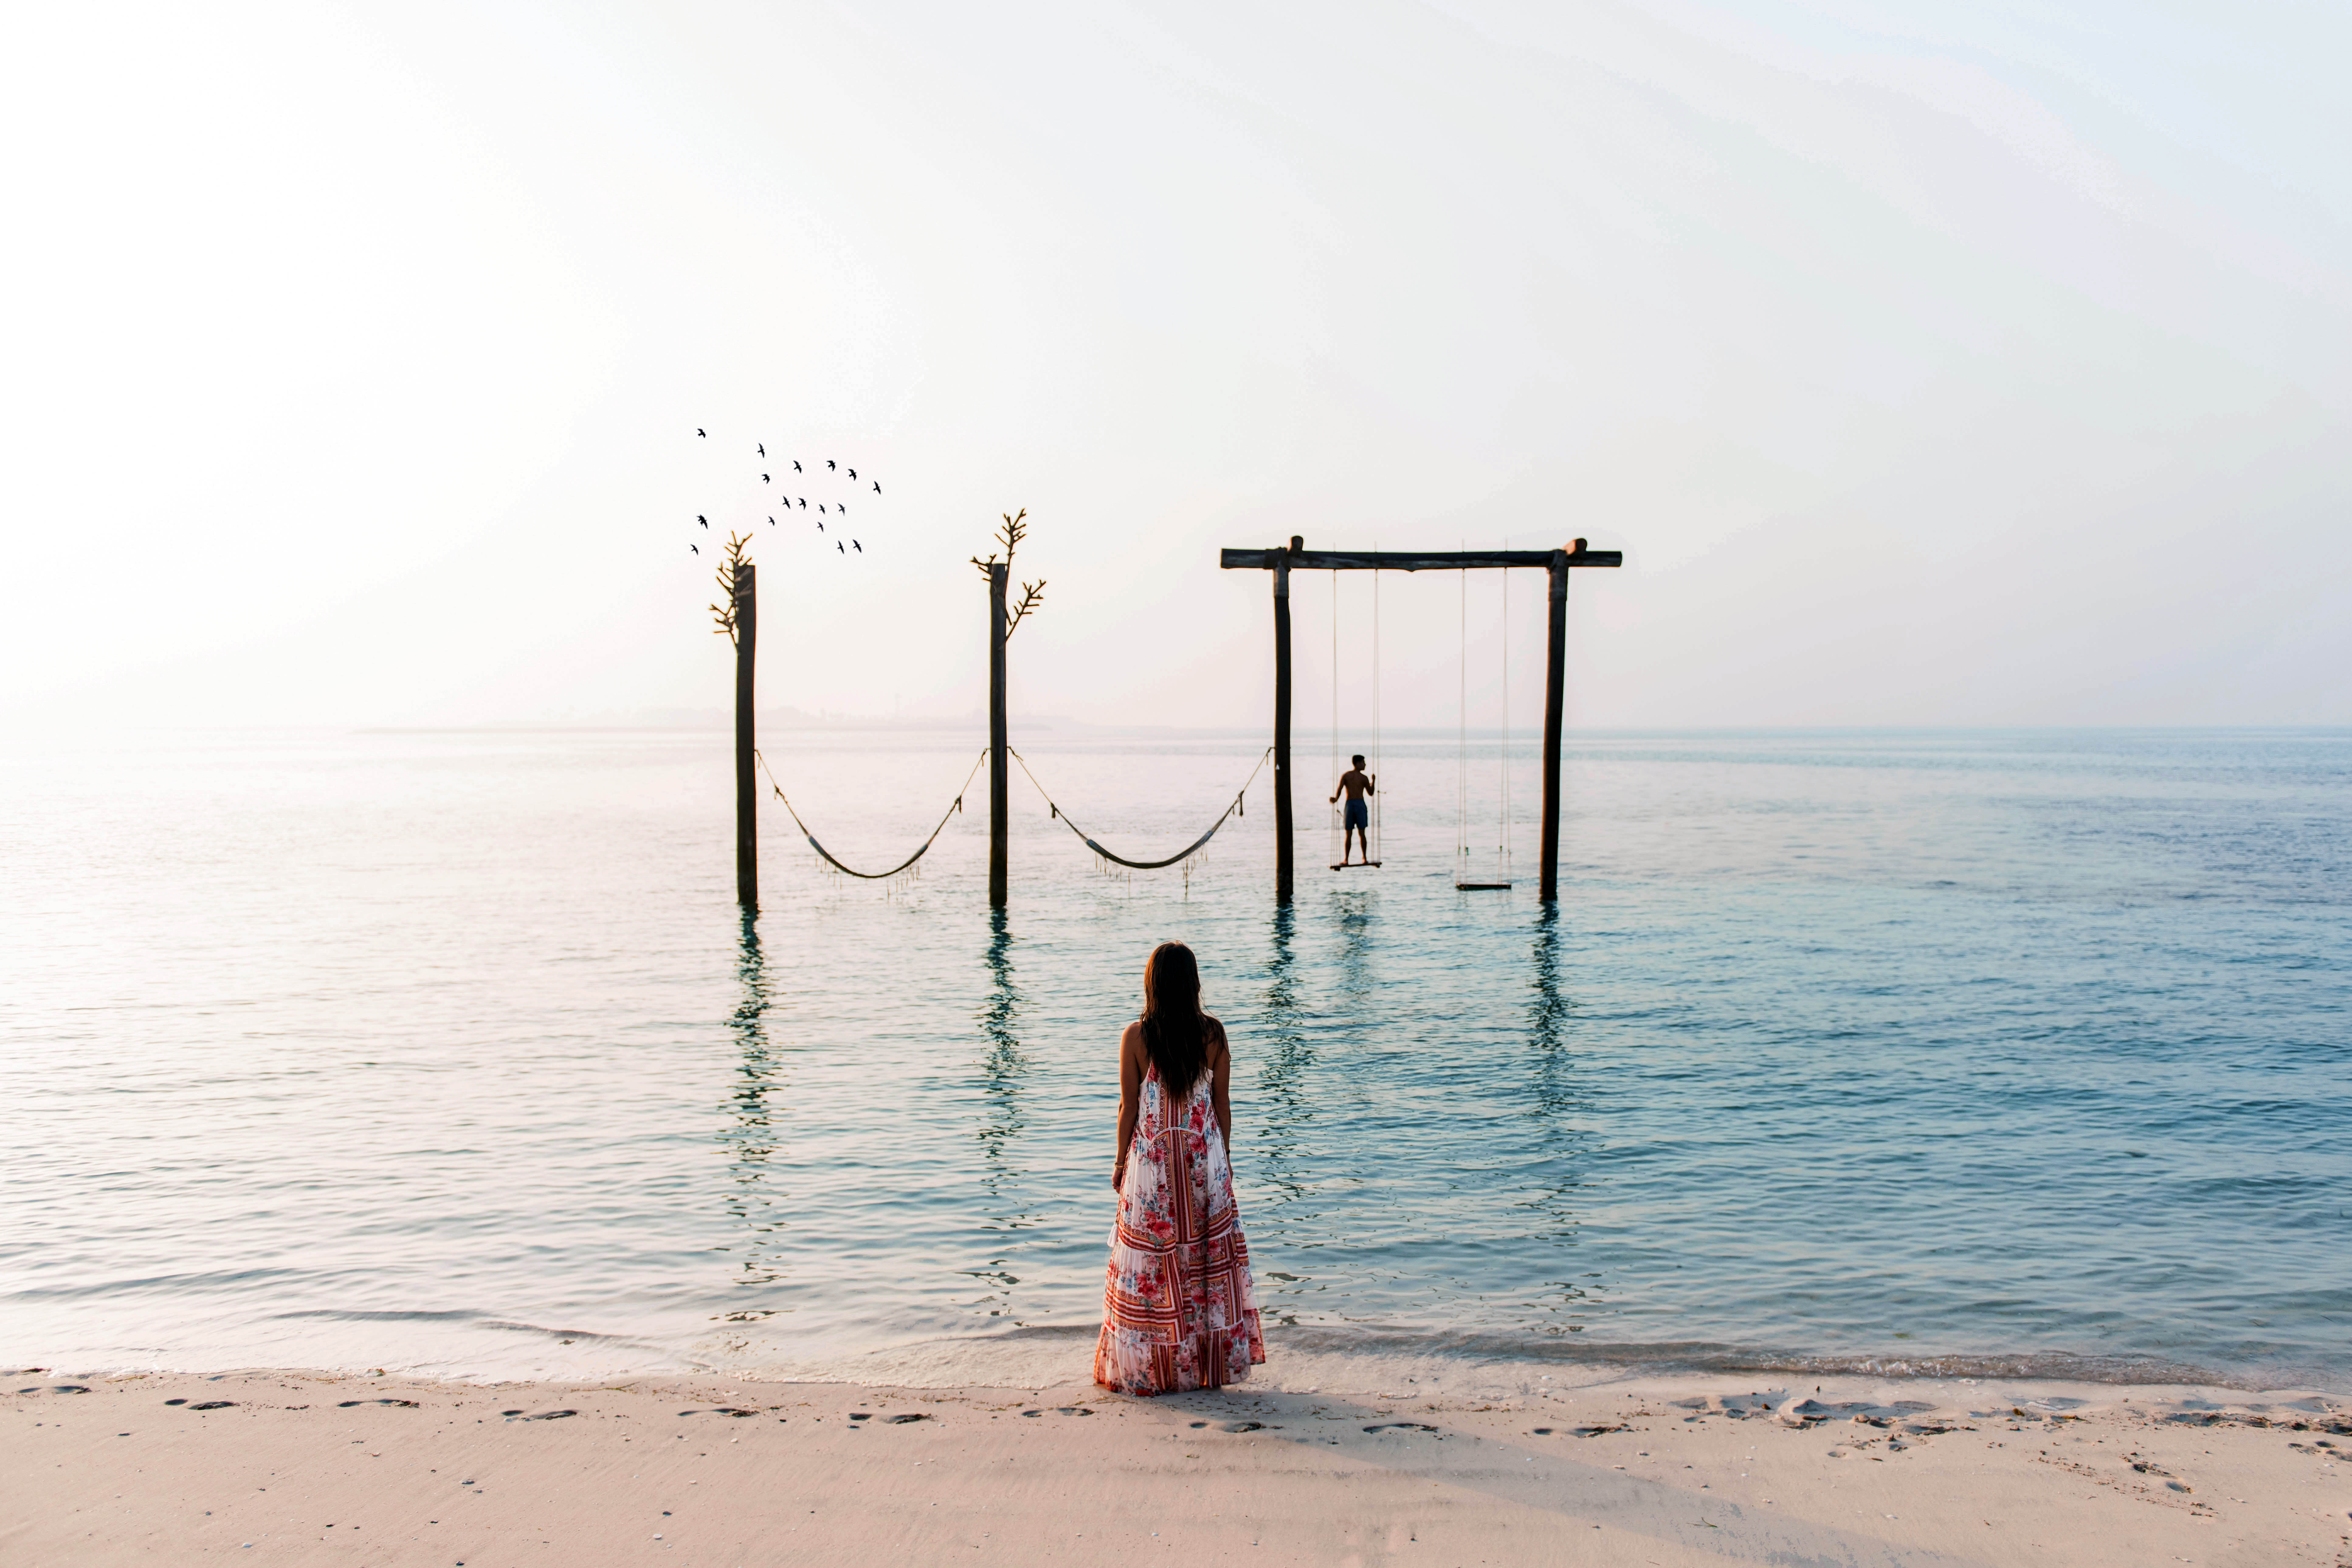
[1457,552,1467,884]
[1455,546,1512,890]
[1499,538,1512,884]
[1327,562,1383,870]
[1496,536,1515,884]
[1370,559,1382,865]
[754,746,988,880]
[1329,568,1341,870]
[1012,746,1272,871]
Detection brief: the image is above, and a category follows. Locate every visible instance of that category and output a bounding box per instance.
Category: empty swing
[1455,555,1512,891]
[1328,566,1381,871]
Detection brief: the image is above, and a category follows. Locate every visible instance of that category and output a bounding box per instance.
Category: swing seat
[1454,880,1510,890]
[1330,860,1382,871]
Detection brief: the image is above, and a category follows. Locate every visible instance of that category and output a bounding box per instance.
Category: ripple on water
[2,727,2347,1387]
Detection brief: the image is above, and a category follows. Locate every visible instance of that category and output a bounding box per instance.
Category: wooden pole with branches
[972,509,1043,909]
[711,532,757,910]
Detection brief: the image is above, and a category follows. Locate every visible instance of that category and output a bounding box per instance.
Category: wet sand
[5,1366,2347,1565]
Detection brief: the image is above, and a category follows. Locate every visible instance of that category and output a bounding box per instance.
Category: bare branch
[709,531,752,644]
[1005,578,1047,640]
[975,509,1044,636]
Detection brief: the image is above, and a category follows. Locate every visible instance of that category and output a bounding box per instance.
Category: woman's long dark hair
[1140,941,1210,1094]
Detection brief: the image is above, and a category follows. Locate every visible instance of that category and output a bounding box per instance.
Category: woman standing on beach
[1094,941,1266,1396]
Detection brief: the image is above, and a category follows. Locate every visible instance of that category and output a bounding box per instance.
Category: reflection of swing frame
[1219,536,1623,906]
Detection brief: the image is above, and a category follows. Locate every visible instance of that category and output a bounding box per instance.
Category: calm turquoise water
[4,728,2347,1388]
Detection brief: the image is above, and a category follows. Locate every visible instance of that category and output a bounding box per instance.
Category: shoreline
[23,1319,2337,1404]
[9,1363,2347,1565]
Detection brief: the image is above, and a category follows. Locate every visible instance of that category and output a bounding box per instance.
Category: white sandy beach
[8,1363,2347,1566]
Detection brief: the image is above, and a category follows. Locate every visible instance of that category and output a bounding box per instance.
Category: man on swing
[1331,754,1375,866]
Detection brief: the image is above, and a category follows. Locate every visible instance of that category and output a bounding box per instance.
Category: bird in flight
[697,428,706,437]
[797,497,806,508]
[826,459,836,470]
[847,467,857,481]
[853,539,863,553]
[698,515,709,528]
[767,515,776,526]
[690,542,700,553]
[757,443,765,458]
[872,481,881,494]
[836,540,844,554]
[819,504,826,514]
[839,502,849,515]
[761,473,770,484]
[817,520,824,532]
[793,460,802,473]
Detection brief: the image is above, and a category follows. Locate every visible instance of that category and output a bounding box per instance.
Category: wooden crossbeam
[1220,547,1621,571]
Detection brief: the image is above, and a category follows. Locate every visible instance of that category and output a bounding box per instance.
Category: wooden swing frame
[1219,536,1621,905]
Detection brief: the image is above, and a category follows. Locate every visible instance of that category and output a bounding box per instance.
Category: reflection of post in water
[1529,903,1569,1062]
[977,907,1028,1165]
[968,907,1032,1320]
[1249,905,1314,1204]
[719,910,789,1298]
[1526,901,1580,1122]
[1523,902,1596,1329]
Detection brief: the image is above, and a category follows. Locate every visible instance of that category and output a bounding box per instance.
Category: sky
[2,0,2346,733]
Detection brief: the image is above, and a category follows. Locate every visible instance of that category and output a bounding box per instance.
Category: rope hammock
[1012,746,1273,871]
[754,746,988,880]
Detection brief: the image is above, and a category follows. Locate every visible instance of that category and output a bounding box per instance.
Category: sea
[4,726,2347,1393]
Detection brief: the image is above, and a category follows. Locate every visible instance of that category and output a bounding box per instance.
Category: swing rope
[1499,541,1512,884]
[1371,561,1381,865]
[1329,568,1340,871]
[1454,542,1514,890]
[1011,746,1272,871]
[754,746,988,880]
[1456,554,1467,884]
[1327,564,1383,870]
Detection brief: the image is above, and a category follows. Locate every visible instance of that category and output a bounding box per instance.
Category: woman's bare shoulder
[1205,1015,1230,1056]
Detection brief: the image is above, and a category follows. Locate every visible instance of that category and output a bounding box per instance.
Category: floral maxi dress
[1093,1062,1266,1396]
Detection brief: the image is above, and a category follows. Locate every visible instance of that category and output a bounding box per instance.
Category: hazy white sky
[3,0,2346,732]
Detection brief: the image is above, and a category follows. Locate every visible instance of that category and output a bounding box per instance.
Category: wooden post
[1272,537,1298,905]
[989,561,1009,909]
[1539,545,1569,903]
[734,563,758,911]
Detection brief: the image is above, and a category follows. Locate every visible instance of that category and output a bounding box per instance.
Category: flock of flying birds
[687,426,882,558]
